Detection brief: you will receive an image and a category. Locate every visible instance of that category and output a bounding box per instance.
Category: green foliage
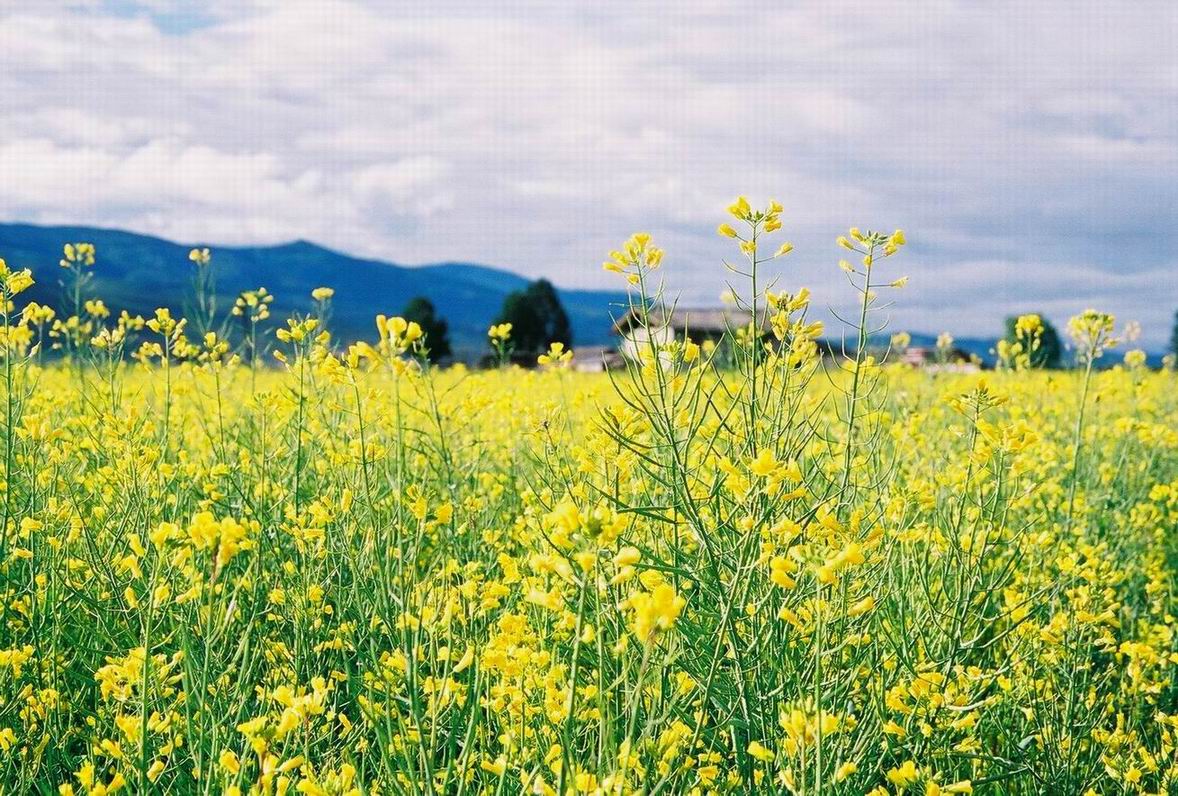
[3,217,1178,794]
[1003,312,1062,368]
[401,296,451,362]
[493,278,572,355]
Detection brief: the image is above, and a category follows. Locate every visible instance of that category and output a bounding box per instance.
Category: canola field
[0,210,1177,795]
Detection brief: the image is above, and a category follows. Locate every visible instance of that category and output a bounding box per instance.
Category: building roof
[611,305,769,335]
[899,345,976,364]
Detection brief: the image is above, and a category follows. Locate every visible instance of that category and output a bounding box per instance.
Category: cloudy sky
[1,0,1176,347]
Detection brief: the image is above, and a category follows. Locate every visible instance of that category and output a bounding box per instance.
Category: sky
[1,0,1176,348]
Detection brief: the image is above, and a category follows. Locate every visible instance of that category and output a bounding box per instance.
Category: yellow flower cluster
[0,210,1175,795]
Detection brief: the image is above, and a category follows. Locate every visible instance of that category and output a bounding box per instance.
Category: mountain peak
[271,239,332,255]
[0,221,625,354]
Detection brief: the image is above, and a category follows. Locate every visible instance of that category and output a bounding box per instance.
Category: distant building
[570,345,625,372]
[611,305,768,359]
[608,306,982,372]
[898,345,982,372]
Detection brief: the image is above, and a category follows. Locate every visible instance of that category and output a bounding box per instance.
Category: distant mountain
[18,223,1140,368]
[0,223,629,355]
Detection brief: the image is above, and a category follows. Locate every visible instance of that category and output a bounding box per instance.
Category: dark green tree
[493,279,572,355]
[401,296,451,362]
[1002,313,1062,369]
[525,279,572,348]
[1171,309,1178,358]
[493,291,543,354]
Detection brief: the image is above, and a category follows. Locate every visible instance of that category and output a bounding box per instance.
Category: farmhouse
[896,345,982,372]
[570,345,626,372]
[611,305,769,359]
[607,306,983,372]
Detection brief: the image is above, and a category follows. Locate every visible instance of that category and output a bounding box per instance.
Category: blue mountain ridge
[0,222,629,355]
[11,222,1153,367]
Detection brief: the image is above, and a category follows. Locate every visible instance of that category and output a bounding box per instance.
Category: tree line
[1001,311,1178,368]
[404,290,1178,367]
[401,278,571,363]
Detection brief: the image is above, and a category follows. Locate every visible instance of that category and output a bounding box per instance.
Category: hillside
[0,223,628,355]
[10,223,1108,368]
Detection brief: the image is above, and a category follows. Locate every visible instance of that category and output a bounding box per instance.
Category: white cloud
[0,0,1175,346]
[351,156,454,215]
